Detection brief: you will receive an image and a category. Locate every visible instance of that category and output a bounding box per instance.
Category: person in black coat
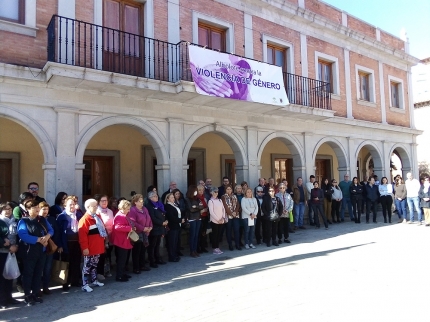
[310,182,328,229]
[146,191,168,268]
[365,177,379,223]
[261,187,283,247]
[350,177,364,223]
[164,193,184,262]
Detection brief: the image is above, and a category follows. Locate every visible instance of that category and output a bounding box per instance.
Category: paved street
[2,215,430,322]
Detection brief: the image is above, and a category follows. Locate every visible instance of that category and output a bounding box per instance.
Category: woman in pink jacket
[112,200,134,282]
[128,194,153,274]
[208,187,226,255]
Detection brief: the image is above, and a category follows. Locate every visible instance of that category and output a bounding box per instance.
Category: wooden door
[83,156,114,200]
[187,159,196,187]
[315,159,331,184]
[225,159,236,186]
[103,0,143,76]
[0,159,12,202]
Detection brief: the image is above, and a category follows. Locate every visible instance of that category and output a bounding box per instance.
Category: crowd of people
[1,171,429,308]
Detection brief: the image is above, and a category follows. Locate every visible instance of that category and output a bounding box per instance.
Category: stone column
[344,48,354,119]
[155,164,170,195]
[344,137,354,178]
[246,126,259,187]
[42,163,57,205]
[55,107,78,195]
[167,119,185,191]
[303,132,316,179]
[75,163,85,204]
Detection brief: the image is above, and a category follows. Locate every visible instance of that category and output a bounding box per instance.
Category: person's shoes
[325,227,328,230]
[155,260,166,265]
[115,277,129,282]
[195,252,200,257]
[315,226,320,229]
[407,221,414,224]
[273,242,279,246]
[133,270,141,274]
[393,209,398,214]
[278,239,283,244]
[289,229,295,233]
[328,221,332,224]
[310,222,315,226]
[266,243,271,247]
[24,296,34,306]
[340,219,345,222]
[201,248,208,253]
[97,274,106,281]
[91,280,104,287]
[299,226,306,230]
[197,249,203,254]
[402,219,407,223]
[0,303,7,310]
[418,221,423,226]
[249,244,256,249]
[389,220,392,224]
[384,219,387,223]
[240,242,245,247]
[284,239,291,243]
[17,285,24,293]
[235,246,242,250]
[62,284,70,291]
[245,244,249,249]
[373,221,377,223]
[256,240,262,245]
[190,252,198,258]
[7,298,21,305]
[42,288,51,295]
[82,284,94,292]
[32,295,43,303]
[122,274,132,279]
[178,251,184,256]
[229,245,234,251]
[140,266,151,271]
[294,226,298,230]
[398,219,403,223]
[169,258,180,262]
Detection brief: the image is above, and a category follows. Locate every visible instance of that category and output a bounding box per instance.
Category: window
[318,60,333,93]
[267,44,286,71]
[390,82,399,108]
[359,71,370,101]
[0,0,25,24]
[387,75,405,110]
[198,23,226,51]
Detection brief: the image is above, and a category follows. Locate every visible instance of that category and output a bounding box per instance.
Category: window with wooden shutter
[318,60,333,93]
[198,22,226,52]
[267,44,286,71]
[0,0,25,24]
[358,71,370,101]
[390,82,399,108]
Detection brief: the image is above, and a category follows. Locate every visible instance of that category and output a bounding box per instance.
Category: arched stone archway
[182,124,248,185]
[389,144,412,179]
[0,105,57,202]
[355,141,384,179]
[312,137,349,180]
[257,132,304,183]
[75,116,170,200]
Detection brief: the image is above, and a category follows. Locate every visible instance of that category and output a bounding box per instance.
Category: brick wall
[154,0,168,42]
[349,51,381,122]
[347,15,376,40]
[252,16,301,75]
[305,0,342,24]
[380,31,405,51]
[0,0,56,69]
[383,64,410,127]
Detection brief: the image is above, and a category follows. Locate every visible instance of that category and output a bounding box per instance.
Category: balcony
[46,15,331,111]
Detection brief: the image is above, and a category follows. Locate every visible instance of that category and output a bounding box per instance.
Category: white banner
[188,45,289,106]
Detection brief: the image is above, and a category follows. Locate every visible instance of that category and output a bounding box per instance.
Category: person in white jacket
[275,183,294,244]
[331,179,343,223]
[241,188,258,249]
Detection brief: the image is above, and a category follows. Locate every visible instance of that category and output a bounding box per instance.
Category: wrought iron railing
[47,15,331,110]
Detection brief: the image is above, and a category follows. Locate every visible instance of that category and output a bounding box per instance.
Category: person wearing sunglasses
[27,182,45,203]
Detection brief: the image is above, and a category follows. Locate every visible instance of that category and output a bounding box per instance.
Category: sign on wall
[188,45,289,106]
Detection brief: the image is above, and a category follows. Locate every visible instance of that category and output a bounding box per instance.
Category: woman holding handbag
[261,188,283,246]
[128,194,152,274]
[112,200,134,282]
[0,202,20,309]
[18,199,54,306]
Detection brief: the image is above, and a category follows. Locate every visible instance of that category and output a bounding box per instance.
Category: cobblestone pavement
[2,214,430,322]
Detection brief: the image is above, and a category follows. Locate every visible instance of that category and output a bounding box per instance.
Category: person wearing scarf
[419,175,430,226]
[146,191,168,267]
[261,187,283,247]
[196,185,209,253]
[56,196,82,290]
[222,185,241,251]
[95,195,114,279]
[78,199,107,293]
[165,193,184,262]
[275,183,294,244]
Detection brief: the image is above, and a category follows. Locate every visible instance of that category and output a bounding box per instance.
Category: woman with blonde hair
[241,188,258,249]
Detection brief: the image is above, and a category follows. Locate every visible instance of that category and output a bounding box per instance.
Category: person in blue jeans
[339,174,353,221]
[292,177,308,229]
[405,172,423,224]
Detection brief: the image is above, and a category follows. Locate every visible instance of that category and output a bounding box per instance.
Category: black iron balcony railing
[47,15,331,110]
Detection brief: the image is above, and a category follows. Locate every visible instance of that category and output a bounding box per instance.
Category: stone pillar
[155,164,170,195]
[378,61,387,124]
[42,163,57,205]
[345,137,354,178]
[303,132,315,179]
[245,127,258,187]
[167,119,185,191]
[55,107,78,195]
[235,165,248,186]
[75,163,85,204]
[382,140,392,180]
[344,48,354,119]
[292,166,306,183]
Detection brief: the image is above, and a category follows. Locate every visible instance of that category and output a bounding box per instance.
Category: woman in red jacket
[78,199,108,293]
[112,200,134,282]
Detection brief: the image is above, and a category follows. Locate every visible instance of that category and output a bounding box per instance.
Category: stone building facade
[0,0,421,204]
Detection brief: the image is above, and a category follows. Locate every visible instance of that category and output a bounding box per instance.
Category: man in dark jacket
[365,177,379,223]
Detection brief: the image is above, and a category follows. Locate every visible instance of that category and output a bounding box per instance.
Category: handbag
[39,218,58,255]
[51,254,69,285]
[128,230,139,242]
[3,252,20,280]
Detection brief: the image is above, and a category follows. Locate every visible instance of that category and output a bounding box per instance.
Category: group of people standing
[1,171,428,309]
